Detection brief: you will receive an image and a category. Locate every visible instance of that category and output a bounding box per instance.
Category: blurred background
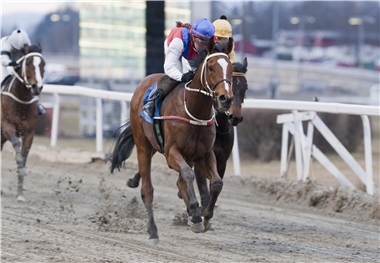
[1,1,379,148]
[1,1,379,95]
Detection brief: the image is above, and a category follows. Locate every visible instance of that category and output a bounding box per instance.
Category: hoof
[126,179,138,188]
[202,218,215,232]
[204,222,215,232]
[149,238,160,245]
[17,195,26,202]
[17,168,28,177]
[191,221,205,233]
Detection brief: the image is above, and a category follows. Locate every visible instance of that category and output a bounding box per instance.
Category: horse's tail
[110,119,135,173]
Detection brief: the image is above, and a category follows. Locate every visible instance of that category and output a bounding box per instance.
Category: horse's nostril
[219,95,227,103]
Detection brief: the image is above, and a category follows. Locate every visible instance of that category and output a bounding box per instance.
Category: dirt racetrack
[1,141,379,262]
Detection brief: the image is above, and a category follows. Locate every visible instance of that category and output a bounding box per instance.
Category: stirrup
[38,104,46,115]
[143,100,155,118]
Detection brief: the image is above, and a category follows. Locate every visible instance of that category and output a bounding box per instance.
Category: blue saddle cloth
[140,83,163,124]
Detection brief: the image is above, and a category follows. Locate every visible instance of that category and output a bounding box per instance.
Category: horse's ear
[243,57,248,68]
[207,36,216,54]
[38,43,42,53]
[23,44,29,54]
[223,38,233,56]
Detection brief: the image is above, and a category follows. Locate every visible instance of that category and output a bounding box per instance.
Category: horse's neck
[185,80,214,120]
[6,76,31,100]
[216,111,230,133]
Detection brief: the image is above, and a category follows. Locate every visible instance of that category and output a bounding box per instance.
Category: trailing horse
[110,37,234,243]
[195,57,248,214]
[1,44,45,201]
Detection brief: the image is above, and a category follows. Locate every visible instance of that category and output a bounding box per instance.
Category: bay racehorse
[126,58,249,216]
[110,37,234,243]
[1,44,45,201]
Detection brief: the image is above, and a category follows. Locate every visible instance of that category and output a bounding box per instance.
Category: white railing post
[361,115,374,195]
[232,126,241,176]
[280,123,289,178]
[302,121,314,181]
[292,110,303,181]
[96,98,103,152]
[50,93,60,147]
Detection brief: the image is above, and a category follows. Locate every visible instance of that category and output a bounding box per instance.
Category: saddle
[140,75,181,154]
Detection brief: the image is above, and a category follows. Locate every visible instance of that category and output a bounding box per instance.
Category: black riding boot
[38,103,46,115]
[142,76,181,118]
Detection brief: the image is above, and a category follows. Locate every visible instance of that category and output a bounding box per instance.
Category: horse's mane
[232,62,247,74]
[188,48,208,70]
[29,44,42,53]
[21,44,42,55]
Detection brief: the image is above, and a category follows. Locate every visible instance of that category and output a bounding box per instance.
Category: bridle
[184,52,232,99]
[155,53,233,126]
[182,52,232,124]
[13,52,44,89]
[1,52,43,104]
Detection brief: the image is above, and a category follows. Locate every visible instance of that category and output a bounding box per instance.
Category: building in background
[78,1,192,86]
[78,1,192,136]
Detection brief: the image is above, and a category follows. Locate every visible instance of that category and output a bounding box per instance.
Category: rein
[1,52,43,104]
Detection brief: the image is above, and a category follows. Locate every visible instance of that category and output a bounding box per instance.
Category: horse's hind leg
[136,142,159,243]
[5,132,26,201]
[16,132,34,202]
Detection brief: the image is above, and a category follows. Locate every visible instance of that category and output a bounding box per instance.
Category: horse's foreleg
[168,149,203,233]
[196,152,223,232]
[194,165,210,216]
[1,131,7,150]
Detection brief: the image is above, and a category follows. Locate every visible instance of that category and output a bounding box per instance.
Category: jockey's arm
[164,38,184,82]
[229,42,237,63]
[0,38,12,67]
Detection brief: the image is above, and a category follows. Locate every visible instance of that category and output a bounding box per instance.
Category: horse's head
[228,57,248,126]
[16,44,45,96]
[194,37,234,112]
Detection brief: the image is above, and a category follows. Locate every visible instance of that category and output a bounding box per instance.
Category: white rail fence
[42,84,379,195]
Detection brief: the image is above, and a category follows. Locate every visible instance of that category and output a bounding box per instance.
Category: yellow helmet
[213,15,232,38]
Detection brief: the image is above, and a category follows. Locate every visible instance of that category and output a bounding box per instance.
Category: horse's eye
[208,66,213,71]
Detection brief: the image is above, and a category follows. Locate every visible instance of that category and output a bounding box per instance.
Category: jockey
[213,15,236,63]
[143,18,215,118]
[1,29,46,115]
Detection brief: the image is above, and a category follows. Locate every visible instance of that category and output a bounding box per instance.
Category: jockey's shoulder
[0,36,12,51]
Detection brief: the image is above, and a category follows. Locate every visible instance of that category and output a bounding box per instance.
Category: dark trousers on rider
[143,75,180,118]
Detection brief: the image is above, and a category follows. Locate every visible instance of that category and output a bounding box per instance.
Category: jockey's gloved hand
[181,71,195,83]
[8,61,17,67]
